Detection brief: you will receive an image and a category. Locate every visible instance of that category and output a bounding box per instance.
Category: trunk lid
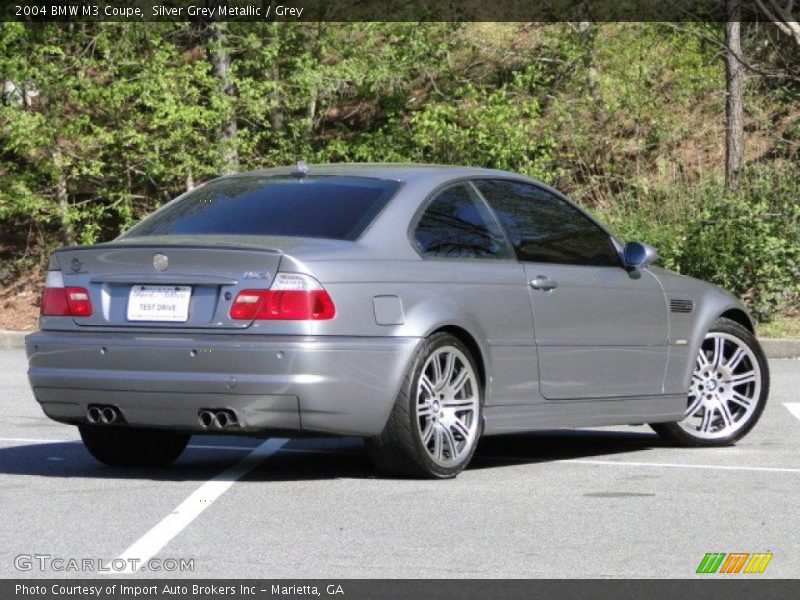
[54,243,282,329]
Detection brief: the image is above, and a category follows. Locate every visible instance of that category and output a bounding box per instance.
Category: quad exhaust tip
[87,406,102,424]
[198,409,239,430]
[86,404,120,425]
[199,410,214,428]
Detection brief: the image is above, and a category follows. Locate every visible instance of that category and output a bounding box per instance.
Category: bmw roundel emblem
[153,253,169,271]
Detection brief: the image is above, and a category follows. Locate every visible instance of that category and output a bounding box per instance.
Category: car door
[473,179,669,400]
[410,182,540,406]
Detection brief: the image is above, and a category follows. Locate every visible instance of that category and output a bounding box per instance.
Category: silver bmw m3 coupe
[25,164,769,478]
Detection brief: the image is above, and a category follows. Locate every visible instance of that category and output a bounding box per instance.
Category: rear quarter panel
[286,256,541,407]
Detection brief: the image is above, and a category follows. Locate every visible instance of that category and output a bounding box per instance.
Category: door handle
[529,276,558,291]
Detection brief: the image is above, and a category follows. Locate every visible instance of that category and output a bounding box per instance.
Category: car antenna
[293,160,310,177]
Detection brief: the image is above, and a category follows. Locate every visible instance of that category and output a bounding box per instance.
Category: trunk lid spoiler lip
[89,274,239,285]
[54,242,282,255]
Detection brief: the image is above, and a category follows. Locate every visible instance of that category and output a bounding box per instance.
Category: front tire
[651,317,769,446]
[366,333,483,478]
[79,425,190,467]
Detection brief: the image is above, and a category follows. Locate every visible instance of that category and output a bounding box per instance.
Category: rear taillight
[230,273,335,321]
[65,287,92,316]
[40,271,93,317]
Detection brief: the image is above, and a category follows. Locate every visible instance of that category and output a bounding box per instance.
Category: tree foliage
[0,22,798,321]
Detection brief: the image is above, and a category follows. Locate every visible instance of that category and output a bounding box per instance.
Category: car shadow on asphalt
[470,429,669,471]
[0,439,253,481]
[0,428,668,481]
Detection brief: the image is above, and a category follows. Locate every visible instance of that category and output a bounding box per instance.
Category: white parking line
[279,447,360,455]
[785,403,800,422]
[562,458,800,474]
[113,437,288,573]
[476,454,800,474]
[185,444,258,452]
[0,437,75,445]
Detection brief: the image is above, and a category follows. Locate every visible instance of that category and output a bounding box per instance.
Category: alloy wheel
[415,346,480,467]
[679,332,762,439]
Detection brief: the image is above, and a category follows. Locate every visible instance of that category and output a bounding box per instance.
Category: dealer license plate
[127,285,191,322]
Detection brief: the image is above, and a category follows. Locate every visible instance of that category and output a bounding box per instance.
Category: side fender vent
[670,298,695,314]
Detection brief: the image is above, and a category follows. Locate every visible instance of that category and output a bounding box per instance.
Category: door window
[473,179,620,267]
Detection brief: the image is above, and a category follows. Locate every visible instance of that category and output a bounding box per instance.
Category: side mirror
[623,241,658,270]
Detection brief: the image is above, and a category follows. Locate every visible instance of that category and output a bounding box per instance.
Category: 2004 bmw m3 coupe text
[25,164,770,478]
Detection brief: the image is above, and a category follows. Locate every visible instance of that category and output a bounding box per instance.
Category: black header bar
[4,579,799,600]
[0,0,777,22]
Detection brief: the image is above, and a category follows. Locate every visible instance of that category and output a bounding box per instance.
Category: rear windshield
[123,176,400,241]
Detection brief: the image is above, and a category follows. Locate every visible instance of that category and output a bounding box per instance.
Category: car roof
[221,163,535,184]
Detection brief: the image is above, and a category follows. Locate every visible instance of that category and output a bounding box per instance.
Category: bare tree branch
[754,0,800,46]
[664,22,800,80]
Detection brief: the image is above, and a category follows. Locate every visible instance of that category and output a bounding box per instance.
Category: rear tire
[79,426,190,467]
[366,332,483,478]
[651,317,769,447]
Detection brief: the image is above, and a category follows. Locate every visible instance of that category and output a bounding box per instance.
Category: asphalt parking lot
[1,347,798,579]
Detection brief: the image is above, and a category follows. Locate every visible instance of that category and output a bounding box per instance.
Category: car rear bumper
[26,331,421,437]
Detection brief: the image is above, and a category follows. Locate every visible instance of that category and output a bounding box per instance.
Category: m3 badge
[243,271,271,280]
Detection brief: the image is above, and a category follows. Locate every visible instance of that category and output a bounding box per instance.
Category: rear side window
[124,176,400,241]
[474,179,620,267]
[413,184,512,259]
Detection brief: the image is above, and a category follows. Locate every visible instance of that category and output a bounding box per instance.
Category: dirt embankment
[0,270,41,331]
